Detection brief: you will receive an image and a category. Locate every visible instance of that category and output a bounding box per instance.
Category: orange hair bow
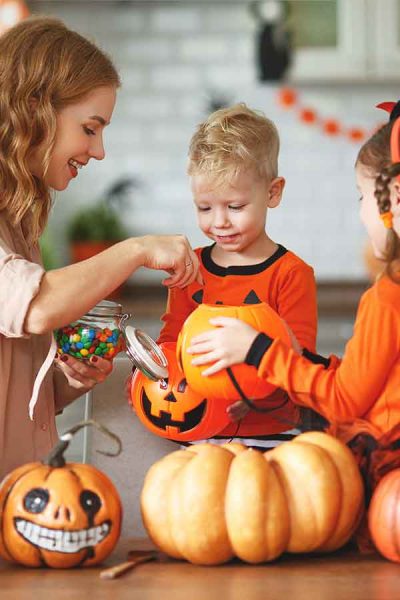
[377,101,400,218]
[380,211,393,229]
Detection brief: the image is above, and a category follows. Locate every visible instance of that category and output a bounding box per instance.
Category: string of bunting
[277,87,383,144]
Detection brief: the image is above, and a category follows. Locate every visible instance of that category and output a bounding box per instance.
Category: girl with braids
[0,17,200,478]
[187,103,400,548]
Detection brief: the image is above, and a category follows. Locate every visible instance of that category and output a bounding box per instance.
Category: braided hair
[357,119,400,283]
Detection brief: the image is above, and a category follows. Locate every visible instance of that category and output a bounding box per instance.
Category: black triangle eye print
[243,290,262,304]
[192,290,204,304]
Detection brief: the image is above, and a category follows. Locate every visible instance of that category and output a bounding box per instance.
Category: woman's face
[28,85,116,191]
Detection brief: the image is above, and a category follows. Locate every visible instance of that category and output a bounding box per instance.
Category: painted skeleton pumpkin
[0,422,122,568]
[130,342,232,442]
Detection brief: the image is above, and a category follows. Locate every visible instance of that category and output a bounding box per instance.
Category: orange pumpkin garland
[177,302,293,403]
[130,342,232,441]
[0,421,122,568]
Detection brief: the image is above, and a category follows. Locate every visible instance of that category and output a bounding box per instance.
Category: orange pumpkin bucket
[177,302,292,403]
[130,342,232,442]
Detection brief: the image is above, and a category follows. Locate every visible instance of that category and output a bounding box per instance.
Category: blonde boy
[158,103,318,447]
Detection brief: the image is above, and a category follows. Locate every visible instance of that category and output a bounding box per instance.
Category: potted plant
[67,178,135,263]
[67,202,127,263]
[67,179,136,298]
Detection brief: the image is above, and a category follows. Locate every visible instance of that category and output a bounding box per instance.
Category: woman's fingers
[55,354,113,388]
[89,355,113,376]
[141,235,203,288]
[163,247,202,288]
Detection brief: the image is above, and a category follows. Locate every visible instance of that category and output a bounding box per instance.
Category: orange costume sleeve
[256,277,400,435]
[275,262,317,352]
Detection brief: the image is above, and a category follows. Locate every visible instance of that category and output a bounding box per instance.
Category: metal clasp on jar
[118,315,168,381]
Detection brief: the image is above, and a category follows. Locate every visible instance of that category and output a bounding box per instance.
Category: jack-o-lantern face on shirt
[130,342,232,442]
[0,462,122,568]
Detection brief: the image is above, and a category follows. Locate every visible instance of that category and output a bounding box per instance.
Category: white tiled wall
[32,1,398,281]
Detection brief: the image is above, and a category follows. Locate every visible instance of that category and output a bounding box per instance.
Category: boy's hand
[187,317,259,377]
[227,400,250,423]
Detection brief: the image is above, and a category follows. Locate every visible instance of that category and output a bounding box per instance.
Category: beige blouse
[0,214,62,479]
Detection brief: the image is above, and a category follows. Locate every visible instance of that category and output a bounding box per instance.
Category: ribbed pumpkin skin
[141,432,365,565]
[176,303,292,402]
[369,469,400,563]
[225,450,290,563]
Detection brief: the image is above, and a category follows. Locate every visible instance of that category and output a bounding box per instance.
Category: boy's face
[191,169,284,254]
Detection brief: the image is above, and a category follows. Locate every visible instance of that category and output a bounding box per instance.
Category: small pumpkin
[130,342,232,441]
[176,302,292,402]
[0,421,122,568]
[141,431,364,565]
[368,468,400,562]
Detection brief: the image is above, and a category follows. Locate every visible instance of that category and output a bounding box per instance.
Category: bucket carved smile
[142,389,206,432]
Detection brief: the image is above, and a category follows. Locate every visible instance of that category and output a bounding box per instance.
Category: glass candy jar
[54,299,168,381]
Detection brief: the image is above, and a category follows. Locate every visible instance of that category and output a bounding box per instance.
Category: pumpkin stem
[42,419,122,467]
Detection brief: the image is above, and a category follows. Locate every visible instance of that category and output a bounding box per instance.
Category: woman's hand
[187,317,259,377]
[138,234,203,287]
[54,354,113,392]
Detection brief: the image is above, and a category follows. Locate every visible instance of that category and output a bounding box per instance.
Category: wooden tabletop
[1,538,400,600]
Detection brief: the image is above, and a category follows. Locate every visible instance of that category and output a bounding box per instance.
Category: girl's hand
[187,317,259,377]
[54,354,113,392]
[138,234,203,288]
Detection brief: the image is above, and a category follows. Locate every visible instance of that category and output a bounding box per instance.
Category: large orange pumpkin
[0,421,122,568]
[177,302,292,403]
[130,342,232,441]
[368,469,400,562]
[141,431,364,565]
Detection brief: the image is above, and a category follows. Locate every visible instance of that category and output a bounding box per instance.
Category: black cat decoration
[251,1,292,82]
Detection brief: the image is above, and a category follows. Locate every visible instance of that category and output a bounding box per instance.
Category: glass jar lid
[85,299,124,319]
[124,325,169,381]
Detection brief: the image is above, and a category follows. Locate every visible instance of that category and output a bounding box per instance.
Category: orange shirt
[158,243,318,438]
[257,275,400,437]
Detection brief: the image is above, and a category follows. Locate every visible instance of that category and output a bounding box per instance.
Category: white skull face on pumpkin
[0,462,122,568]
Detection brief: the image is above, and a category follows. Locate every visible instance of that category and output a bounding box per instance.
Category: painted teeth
[14,518,111,553]
[69,159,83,169]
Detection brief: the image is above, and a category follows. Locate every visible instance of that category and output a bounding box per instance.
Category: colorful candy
[54,324,124,360]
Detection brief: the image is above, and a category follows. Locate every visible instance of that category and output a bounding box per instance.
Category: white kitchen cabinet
[372,0,400,78]
[287,0,399,82]
[288,0,367,81]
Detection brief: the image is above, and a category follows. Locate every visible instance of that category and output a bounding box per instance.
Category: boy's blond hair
[188,103,279,184]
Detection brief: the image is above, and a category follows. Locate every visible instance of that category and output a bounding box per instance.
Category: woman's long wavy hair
[0,17,120,245]
[357,120,400,283]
